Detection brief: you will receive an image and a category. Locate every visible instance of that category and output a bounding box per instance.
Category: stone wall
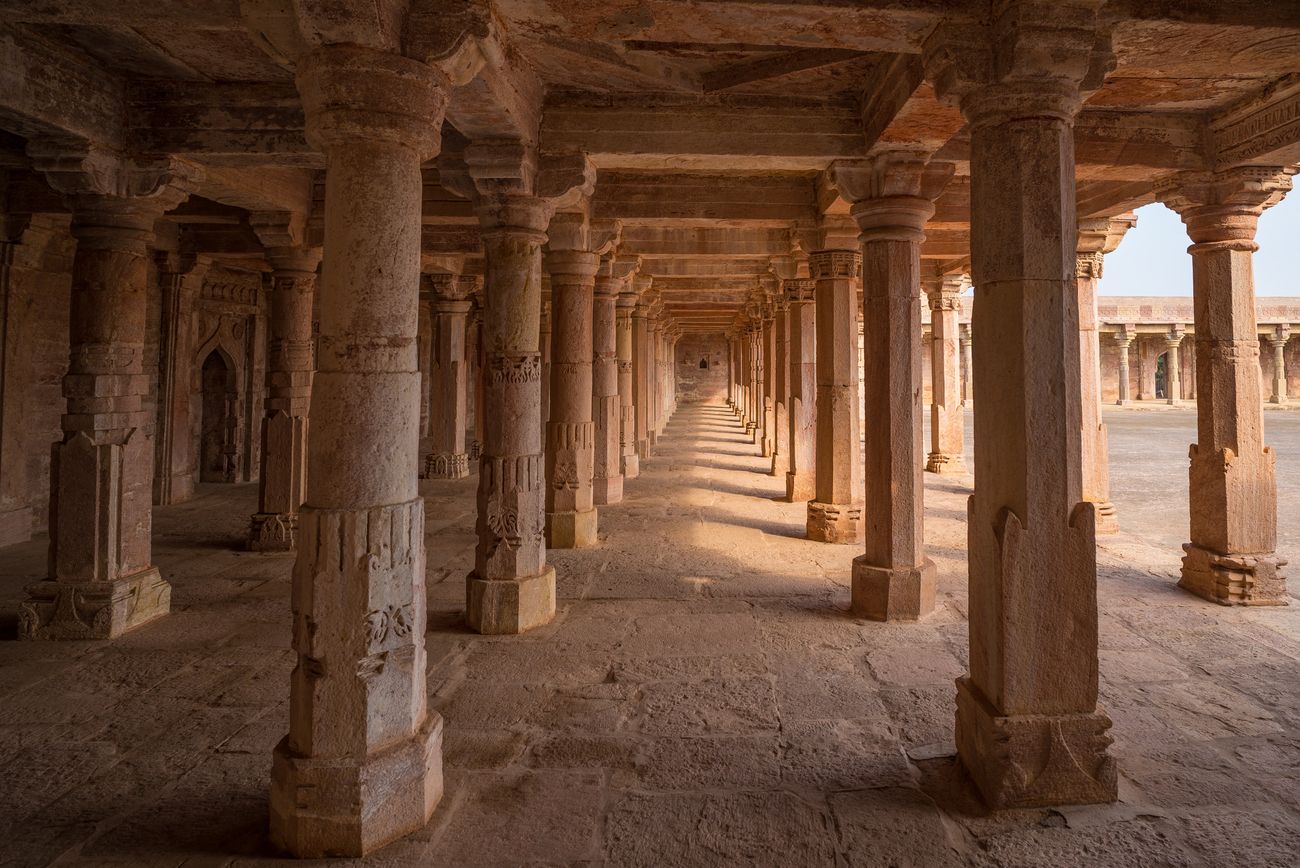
[675,334,728,403]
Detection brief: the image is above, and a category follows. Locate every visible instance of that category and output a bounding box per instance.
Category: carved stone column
[633,290,652,458]
[769,287,791,478]
[539,295,551,426]
[649,312,663,444]
[468,293,484,461]
[153,251,209,507]
[1267,325,1290,404]
[0,214,33,545]
[744,315,761,440]
[593,257,633,504]
[421,274,476,479]
[249,230,320,551]
[925,2,1117,808]
[834,154,949,619]
[923,272,966,475]
[616,287,639,479]
[760,301,777,457]
[960,322,973,406]
[1157,166,1293,605]
[1076,216,1132,535]
[1114,328,1134,405]
[1166,328,1185,404]
[265,44,448,856]
[785,278,817,502]
[20,147,198,640]
[806,249,864,544]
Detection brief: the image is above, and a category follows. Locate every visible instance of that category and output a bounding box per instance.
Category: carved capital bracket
[1155,166,1295,248]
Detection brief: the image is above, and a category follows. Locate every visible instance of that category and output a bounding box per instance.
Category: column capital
[426,272,479,307]
[296,44,449,158]
[442,143,596,237]
[28,142,201,246]
[829,153,953,241]
[1112,325,1135,347]
[1266,324,1292,345]
[1166,325,1187,347]
[1155,166,1295,249]
[784,277,817,303]
[808,249,861,280]
[922,1,1112,128]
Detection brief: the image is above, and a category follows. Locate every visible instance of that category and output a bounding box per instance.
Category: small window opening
[699,358,708,369]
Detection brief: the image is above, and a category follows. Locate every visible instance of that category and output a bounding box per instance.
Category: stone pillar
[592,265,624,505]
[1076,216,1132,536]
[745,317,761,441]
[248,241,320,551]
[539,296,552,427]
[1267,326,1290,404]
[806,250,864,544]
[633,292,652,458]
[152,252,208,506]
[923,272,966,475]
[760,303,777,457]
[20,148,198,640]
[0,214,33,545]
[1166,328,1185,404]
[834,155,948,620]
[544,220,600,547]
[770,296,791,477]
[925,4,1117,808]
[960,322,973,406]
[263,45,446,856]
[616,289,639,479]
[1157,166,1293,605]
[421,274,475,479]
[1114,328,1133,405]
[785,278,817,502]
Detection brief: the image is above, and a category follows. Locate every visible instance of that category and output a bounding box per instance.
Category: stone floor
[1,402,1298,867]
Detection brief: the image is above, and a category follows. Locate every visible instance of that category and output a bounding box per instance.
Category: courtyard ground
[0,402,1297,866]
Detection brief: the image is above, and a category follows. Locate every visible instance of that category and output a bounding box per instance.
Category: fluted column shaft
[592,277,623,505]
[806,250,863,543]
[249,250,319,550]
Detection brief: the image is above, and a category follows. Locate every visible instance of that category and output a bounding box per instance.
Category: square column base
[421,452,470,480]
[769,454,789,478]
[924,452,967,475]
[18,568,171,640]
[956,677,1117,809]
[1179,543,1288,606]
[806,500,864,544]
[593,475,623,506]
[622,453,640,480]
[546,507,598,549]
[248,512,299,552]
[466,566,557,635]
[270,711,443,858]
[785,471,816,503]
[851,556,936,621]
[1092,500,1119,536]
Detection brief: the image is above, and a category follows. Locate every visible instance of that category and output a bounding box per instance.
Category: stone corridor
[1,402,1297,867]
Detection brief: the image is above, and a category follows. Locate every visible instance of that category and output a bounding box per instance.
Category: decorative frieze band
[487,352,542,385]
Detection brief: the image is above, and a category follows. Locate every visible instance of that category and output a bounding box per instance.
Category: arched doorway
[199,350,239,483]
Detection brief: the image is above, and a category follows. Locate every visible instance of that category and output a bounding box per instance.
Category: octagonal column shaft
[1157,167,1292,605]
[785,280,817,502]
[925,276,966,475]
[771,301,790,477]
[851,196,936,621]
[249,250,319,551]
[268,44,446,858]
[20,193,180,640]
[422,276,474,479]
[806,250,864,543]
[615,294,639,479]
[593,277,623,504]
[544,250,599,547]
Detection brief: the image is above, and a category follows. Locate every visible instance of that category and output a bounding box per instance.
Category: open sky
[1098,191,1299,297]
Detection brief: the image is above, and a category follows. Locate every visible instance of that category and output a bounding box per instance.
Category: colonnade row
[1108,321,1297,405]
[9,25,1295,860]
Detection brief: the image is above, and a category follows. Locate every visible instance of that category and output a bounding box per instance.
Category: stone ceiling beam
[593,172,817,223]
[702,48,871,93]
[621,226,794,258]
[198,165,313,218]
[1208,74,1300,169]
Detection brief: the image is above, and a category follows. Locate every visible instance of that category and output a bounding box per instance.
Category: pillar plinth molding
[923,1,1117,808]
[265,43,449,858]
[784,277,817,502]
[19,146,201,640]
[1156,165,1294,606]
[806,247,864,544]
